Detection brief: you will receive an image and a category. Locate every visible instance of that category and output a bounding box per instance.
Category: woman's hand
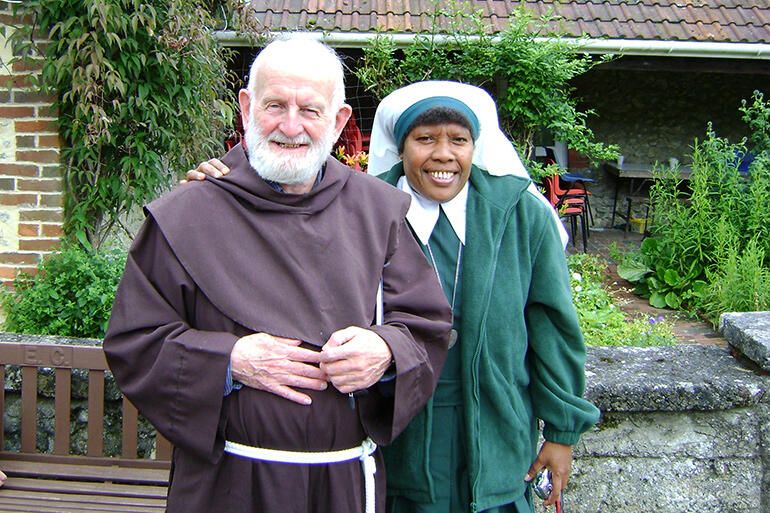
[524,440,572,507]
[180,158,230,184]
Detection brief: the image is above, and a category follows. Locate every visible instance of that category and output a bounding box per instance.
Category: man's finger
[206,158,230,175]
[279,360,327,380]
[284,345,324,364]
[322,327,357,351]
[265,383,313,405]
[185,169,207,181]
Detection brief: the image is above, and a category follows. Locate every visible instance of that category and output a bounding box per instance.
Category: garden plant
[355,3,618,179]
[5,0,252,250]
[568,253,675,346]
[1,245,125,339]
[617,91,770,324]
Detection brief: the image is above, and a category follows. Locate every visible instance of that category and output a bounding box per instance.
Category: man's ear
[238,89,252,129]
[333,103,353,139]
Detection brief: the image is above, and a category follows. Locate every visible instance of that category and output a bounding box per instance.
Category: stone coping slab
[0,331,101,347]
[720,311,770,371]
[585,345,769,412]
[3,332,768,415]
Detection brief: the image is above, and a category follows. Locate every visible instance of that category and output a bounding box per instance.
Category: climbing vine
[8,0,248,250]
[356,3,618,166]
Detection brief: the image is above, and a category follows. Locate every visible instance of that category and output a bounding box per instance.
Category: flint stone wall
[2,333,769,512]
[546,345,770,513]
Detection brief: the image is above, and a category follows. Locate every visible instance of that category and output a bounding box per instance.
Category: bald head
[237,37,352,192]
[247,38,346,111]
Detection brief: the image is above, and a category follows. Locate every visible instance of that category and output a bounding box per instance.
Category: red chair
[559,173,595,225]
[542,174,588,253]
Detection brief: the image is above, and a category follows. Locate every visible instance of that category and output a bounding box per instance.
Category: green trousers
[386,378,533,513]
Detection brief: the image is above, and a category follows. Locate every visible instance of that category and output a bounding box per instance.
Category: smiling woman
[368,81,600,513]
[400,118,475,203]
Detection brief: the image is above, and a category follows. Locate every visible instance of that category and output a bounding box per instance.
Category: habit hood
[145,143,411,347]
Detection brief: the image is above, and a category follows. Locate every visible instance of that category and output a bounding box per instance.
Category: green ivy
[355,3,618,165]
[2,246,126,339]
[8,0,240,250]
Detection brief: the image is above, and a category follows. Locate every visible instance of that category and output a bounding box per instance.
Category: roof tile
[247,0,770,43]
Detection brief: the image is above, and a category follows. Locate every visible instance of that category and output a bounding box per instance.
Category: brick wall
[0,2,62,285]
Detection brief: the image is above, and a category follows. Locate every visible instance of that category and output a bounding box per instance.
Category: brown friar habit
[104,143,452,513]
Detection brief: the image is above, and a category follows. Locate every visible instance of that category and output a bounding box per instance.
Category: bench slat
[87,370,105,457]
[54,368,71,455]
[20,366,37,452]
[121,397,139,458]
[156,432,172,461]
[0,343,108,370]
[2,477,167,500]
[0,491,165,512]
[0,452,170,470]
[0,460,169,484]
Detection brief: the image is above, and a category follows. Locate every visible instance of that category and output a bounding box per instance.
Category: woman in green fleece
[367,81,600,513]
[186,81,599,513]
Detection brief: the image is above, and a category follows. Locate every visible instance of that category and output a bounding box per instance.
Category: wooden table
[604,162,692,227]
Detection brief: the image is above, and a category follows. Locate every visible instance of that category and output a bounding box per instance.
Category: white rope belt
[224,437,377,513]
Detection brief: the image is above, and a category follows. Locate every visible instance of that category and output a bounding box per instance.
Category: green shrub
[356,3,617,164]
[2,246,125,339]
[568,253,676,347]
[617,91,770,321]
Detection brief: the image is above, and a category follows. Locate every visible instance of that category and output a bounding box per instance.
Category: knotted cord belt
[224,437,378,513]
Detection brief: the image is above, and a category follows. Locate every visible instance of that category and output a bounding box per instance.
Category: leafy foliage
[617,91,770,322]
[568,253,675,347]
[356,3,618,164]
[9,0,240,250]
[2,246,125,339]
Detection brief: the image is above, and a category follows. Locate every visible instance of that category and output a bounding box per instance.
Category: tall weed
[701,238,770,320]
[618,91,770,321]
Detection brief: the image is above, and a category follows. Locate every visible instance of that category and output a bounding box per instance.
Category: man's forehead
[256,63,335,103]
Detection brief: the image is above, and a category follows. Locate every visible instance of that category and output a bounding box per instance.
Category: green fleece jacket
[379,164,600,513]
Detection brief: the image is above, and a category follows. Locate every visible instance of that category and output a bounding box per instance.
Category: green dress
[387,210,533,513]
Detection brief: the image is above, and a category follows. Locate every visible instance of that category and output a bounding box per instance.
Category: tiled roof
[248,0,770,44]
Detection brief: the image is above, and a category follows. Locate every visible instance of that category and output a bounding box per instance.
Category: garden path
[568,228,728,348]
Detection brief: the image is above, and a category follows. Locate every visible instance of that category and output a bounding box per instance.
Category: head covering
[368,80,569,247]
[393,96,480,148]
[369,81,528,177]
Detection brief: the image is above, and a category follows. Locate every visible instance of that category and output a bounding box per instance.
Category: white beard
[244,118,337,185]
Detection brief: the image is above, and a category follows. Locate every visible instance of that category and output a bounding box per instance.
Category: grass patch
[568,253,676,347]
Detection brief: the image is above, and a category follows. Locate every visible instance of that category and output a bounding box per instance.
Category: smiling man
[103,38,452,513]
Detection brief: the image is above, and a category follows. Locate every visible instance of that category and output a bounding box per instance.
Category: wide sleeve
[103,215,239,462]
[359,218,453,444]
[524,218,600,446]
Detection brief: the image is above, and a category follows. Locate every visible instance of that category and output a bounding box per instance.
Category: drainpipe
[214,30,770,60]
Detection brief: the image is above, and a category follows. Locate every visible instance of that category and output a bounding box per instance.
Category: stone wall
[2,330,769,512]
[553,345,770,513]
[569,67,768,228]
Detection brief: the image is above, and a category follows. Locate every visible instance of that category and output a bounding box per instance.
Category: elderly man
[104,38,452,513]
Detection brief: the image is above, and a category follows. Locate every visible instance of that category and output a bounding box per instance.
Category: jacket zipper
[469,200,516,513]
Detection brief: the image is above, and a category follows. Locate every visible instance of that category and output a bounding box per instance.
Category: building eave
[214,30,770,60]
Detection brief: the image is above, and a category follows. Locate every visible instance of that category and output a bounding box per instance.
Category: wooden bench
[0,341,171,512]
